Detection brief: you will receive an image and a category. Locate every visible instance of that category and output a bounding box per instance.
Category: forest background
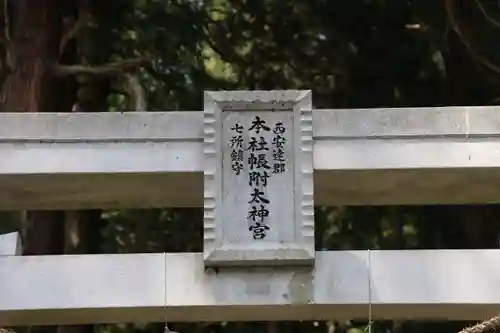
[1,1,499,333]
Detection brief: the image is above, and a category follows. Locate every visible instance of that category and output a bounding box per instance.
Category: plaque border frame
[203,90,314,267]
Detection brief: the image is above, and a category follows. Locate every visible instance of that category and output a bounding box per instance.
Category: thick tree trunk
[58,1,111,333]
[22,211,64,255]
[0,1,64,253]
[0,0,61,112]
[0,4,65,333]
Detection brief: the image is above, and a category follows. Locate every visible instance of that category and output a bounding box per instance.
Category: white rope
[364,249,373,333]
[164,252,177,333]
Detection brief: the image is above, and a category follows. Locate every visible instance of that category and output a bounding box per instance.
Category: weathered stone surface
[1,250,500,325]
[313,107,467,138]
[467,106,500,136]
[3,106,500,209]
[203,91,314,267]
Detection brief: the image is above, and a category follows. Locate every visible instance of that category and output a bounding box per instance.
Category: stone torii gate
[1,90,500,326]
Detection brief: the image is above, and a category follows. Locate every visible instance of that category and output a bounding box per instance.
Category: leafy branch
[54,57,151,77]
[54,57,151,111]
[446,0,500,75]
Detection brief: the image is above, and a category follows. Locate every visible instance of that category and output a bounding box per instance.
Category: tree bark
[22,211,64,255]
[0,0,61,112]
[0,4,66,333]
[58,1,113,333]
[0,1,65,254]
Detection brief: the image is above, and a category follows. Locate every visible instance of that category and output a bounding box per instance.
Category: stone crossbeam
[2,106,500,209]
[0,250,499,325]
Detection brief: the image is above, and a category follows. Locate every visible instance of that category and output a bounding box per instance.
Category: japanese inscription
[272,122,287,174]
[203,90,315,267]
[228,115,288,240]
[230,123,244,175]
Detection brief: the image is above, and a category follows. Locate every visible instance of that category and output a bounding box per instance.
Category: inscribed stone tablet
[203,90,314,267]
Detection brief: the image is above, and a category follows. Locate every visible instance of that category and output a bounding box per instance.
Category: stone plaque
[203,90,315,267]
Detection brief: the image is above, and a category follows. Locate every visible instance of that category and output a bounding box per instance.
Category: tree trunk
[0,4,66,333]
[22,211,64,255]
[1,0,65,259]
[58,1,112,333]
[0,0,61,112]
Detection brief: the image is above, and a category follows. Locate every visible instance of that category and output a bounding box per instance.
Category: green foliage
[0,212,20,234]
[101,208,202,253]
[105,0,229,111]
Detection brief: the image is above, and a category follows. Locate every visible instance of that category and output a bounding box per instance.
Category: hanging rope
[458,315,500,333]
[364,249,373,333]
[0,329,16,333]
[164,252,177,333]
